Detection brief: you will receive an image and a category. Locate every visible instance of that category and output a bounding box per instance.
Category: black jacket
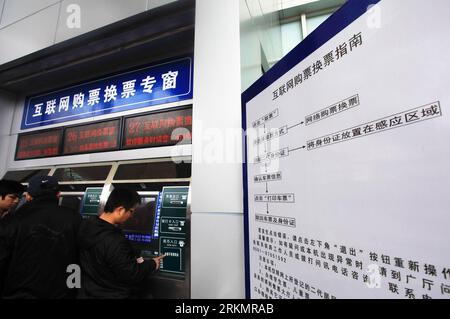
[77,217,156,299]
[0,196,81,299]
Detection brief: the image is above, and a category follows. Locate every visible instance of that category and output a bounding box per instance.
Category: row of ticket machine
[3,158,191,298]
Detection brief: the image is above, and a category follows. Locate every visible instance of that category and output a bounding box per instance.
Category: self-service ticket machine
[143,186,190,299]
[78,185,190,298]
[3,157,191,299]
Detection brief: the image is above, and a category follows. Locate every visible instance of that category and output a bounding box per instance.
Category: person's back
[78,216,149,298]
[0,176,81,299]
[77,188,164,299]
[0,179,25,293]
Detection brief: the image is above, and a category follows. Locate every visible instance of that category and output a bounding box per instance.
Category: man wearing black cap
[0,175,81,299]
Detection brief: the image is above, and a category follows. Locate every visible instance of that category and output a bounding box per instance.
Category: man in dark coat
[0,179,25,220]
[0,175,81,299]
[77,188,164,299]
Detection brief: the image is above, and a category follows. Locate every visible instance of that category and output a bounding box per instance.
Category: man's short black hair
[0,179,25,200]
[104,188,141,213]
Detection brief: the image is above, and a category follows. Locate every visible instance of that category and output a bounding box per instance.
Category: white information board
[242,0,450,299]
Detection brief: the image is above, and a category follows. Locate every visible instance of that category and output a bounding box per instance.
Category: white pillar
[0,91,16,177]
[191,0,245,298]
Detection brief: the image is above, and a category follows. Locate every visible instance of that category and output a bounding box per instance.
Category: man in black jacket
[77,188,164,299]
[0,175,81,298]
[0,179,25,220]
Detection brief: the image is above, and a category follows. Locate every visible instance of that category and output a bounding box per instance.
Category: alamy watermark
[66,264,81,289]
[66,4,81,29]
[366,4,382,29]
[366,264,382,289]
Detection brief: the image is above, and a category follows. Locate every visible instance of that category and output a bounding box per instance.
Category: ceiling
[0,0,195,96]
[245,0,346,20]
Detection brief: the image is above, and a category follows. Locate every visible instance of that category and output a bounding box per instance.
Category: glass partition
[53,166,112,182]
[2,169,51,183]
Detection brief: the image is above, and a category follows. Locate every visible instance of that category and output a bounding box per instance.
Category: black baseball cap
[27,175,60,197]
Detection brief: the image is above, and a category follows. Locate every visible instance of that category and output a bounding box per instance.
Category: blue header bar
[21,57,193,129]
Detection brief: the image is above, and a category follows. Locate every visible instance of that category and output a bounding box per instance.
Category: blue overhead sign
[21,57,193,129]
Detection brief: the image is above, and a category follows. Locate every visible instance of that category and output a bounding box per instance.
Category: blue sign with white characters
[21,57,193,129]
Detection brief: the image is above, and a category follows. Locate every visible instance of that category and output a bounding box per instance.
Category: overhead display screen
[15,129,63,160]
[63,119,121,155]
[122,107,192,149]
[15,107,190,160]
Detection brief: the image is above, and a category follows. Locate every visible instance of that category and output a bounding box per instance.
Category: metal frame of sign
[241,0,381,299]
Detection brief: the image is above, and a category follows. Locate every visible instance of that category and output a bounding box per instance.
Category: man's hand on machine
[152,254,166,270]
